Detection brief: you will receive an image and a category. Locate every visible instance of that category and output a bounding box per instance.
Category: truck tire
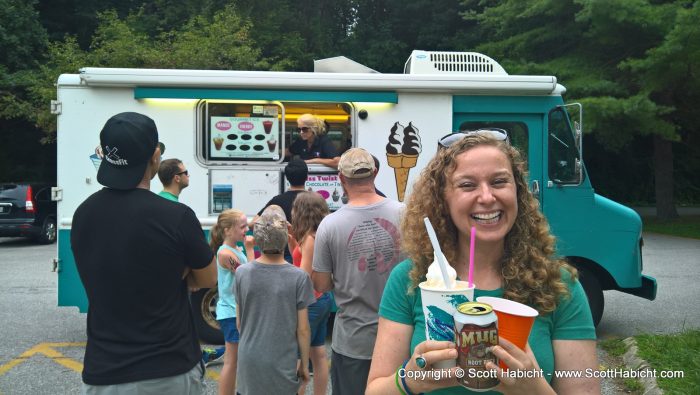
[190,288,224,345]
[36,216,57,244]
[578,267,604,327]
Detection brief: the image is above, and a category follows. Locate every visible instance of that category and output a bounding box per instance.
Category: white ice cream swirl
[425,252,457,289]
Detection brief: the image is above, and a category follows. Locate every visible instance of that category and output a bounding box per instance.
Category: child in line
[291,192,332,395]
[235,205,315,394]
[210,209,254,395]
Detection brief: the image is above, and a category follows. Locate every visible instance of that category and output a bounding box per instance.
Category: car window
[0,184,24,201]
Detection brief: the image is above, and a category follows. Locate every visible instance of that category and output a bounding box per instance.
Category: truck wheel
[190,288,224,345]
[36,217,57,244]
[578,267,604,327]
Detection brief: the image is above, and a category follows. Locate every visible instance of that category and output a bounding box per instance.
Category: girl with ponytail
[210,209,254,395]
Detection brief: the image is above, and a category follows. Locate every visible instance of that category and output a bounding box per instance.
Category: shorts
[218,317,240,344]
[308,292,332,347]
[82,361,204,394]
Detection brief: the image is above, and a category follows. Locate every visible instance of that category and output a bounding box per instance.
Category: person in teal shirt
[366,131,599,394]
[157,158,189,201]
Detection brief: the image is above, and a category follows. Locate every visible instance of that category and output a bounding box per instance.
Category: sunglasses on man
[437,128,509,149]
[176,170,188,176]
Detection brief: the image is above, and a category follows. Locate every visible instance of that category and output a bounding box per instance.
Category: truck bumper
[618,275,657,301]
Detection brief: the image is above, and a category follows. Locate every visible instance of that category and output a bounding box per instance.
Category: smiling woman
[366,133,600,395]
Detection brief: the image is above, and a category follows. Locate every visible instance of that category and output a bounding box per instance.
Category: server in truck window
[287,113,340,168]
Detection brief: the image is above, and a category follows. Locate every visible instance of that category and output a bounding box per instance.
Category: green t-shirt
[379,259,596,394]
[158,191,178,202]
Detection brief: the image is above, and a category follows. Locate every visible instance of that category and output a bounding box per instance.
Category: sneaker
[202,347,225,367]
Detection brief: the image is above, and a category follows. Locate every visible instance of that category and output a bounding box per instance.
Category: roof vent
[314,56,379,73]
[404,50,507,75]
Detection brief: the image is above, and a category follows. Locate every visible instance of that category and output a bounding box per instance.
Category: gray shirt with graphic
[312,198,404,359]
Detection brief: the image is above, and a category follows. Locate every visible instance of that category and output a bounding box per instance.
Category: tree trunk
[653,135,678,219]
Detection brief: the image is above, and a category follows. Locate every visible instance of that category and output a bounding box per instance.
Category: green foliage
[635,330,700,393]
[0,0,48,72]
[15,6,275,142]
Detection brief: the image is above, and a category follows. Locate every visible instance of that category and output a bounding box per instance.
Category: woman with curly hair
[366,131,599,394]
[291,192,332,395]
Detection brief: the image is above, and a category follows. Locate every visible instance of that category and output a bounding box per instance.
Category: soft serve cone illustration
[386,122,422,201]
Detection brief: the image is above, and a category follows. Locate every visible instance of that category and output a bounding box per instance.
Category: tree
[22,6,276,142]
[464,0,695,218]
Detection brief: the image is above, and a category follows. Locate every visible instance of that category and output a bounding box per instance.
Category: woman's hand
[400,340,462,394]
[485,338,555,395]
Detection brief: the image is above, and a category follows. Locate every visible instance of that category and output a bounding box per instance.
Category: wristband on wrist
[400,359,424,395]
[395,366,407,395]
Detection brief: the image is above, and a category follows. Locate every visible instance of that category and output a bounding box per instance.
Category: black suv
[0,183,57,244]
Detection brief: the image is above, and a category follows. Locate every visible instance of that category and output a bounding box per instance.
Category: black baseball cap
[97,112,163,190]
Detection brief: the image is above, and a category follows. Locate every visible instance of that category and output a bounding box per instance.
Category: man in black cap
[252,159,309,261]
[71,112,216,393]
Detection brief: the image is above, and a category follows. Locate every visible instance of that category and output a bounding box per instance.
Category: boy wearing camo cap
[234,205,316,394]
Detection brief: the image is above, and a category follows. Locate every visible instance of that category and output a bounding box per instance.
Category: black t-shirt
[289,134,338,160]
[257,190,304,221]
[71,188,213,385]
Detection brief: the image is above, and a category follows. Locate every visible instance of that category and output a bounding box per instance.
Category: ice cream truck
[53,50,656,343]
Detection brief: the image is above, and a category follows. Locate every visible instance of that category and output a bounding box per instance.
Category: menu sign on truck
[210,116,279,160]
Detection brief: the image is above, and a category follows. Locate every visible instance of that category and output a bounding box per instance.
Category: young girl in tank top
[209,209,254,395]
[291,192,332,395]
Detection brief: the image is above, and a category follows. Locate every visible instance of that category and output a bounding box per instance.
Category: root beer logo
[456,326,498,362]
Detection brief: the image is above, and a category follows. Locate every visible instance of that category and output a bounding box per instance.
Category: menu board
[210,116,280,160]
[304,173,345,212]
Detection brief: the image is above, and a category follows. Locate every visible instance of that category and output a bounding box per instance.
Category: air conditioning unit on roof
[404,50,508,75]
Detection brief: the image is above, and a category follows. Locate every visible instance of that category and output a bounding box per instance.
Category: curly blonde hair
[402,134,576,314]
[291,192,329,242]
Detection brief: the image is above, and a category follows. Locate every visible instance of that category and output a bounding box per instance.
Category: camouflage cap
[254,205,288,254]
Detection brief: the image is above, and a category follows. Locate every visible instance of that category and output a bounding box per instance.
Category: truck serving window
[198,101,353,164]
[548,108,581,184]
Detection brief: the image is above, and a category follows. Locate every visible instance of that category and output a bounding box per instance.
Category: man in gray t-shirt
[312,148,404,395]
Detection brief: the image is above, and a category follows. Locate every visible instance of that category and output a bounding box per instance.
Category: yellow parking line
[206,369,220,380]
[0,358,25,376]
[0,342,86,376]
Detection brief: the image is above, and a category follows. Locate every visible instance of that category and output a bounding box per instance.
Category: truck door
[540,106,593,251]
[453,113,543,204]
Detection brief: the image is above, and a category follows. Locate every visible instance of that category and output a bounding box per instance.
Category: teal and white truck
[54,50,656,343]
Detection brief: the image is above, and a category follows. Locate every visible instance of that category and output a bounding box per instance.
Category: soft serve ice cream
[423,252,457,289]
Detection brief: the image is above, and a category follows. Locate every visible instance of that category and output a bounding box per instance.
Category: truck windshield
[548,107,581,184]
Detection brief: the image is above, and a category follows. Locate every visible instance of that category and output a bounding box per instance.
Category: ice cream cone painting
[386,122,422,201]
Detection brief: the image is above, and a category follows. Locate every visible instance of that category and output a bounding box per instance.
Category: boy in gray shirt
[235,205,315,394]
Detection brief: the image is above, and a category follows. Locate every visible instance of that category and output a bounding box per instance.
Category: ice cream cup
[476,296,538,369]
[419,281,475,368]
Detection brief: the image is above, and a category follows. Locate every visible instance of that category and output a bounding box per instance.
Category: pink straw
[468,226,476,287]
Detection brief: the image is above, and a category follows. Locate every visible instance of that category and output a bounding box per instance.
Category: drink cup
[213,137,224,150]
[476,296,538,369]
[263,120,273,134]
[267,138,277,152]
[419,280,475,368]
